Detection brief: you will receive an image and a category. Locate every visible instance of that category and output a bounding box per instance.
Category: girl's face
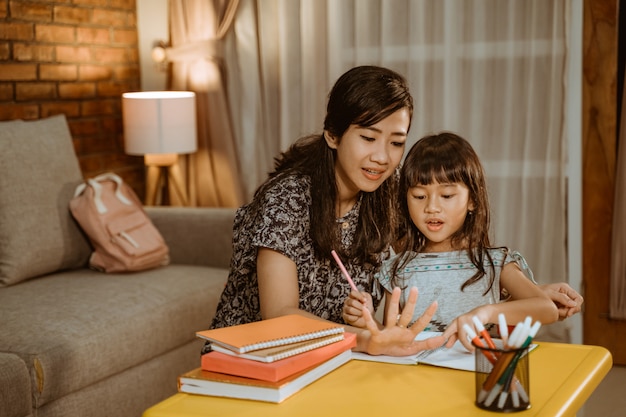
[407,181,474,252]
[325,108,409,205]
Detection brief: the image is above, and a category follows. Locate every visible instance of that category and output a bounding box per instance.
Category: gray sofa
[0,115,236,417]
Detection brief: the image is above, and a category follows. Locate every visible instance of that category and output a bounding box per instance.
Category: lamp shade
[122,91,197,155]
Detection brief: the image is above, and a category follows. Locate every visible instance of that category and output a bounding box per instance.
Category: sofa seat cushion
[0,352,32,417]
[0,115,92,287]
[0,265,227,408]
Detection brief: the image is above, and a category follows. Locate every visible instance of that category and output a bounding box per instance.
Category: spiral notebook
[209,333,346,363]
[202,333,357,379]
[196,314,345,354]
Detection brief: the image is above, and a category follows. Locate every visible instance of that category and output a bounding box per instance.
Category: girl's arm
[443,262,559,351]
[540,282,583,319]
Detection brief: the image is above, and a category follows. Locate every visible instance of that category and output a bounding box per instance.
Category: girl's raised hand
[362,287,445,356]
[342,290,375,328]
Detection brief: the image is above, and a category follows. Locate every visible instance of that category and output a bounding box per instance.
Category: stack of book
[177,314,356,403]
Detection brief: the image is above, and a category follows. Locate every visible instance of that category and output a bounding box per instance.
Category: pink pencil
[331,250,359,292]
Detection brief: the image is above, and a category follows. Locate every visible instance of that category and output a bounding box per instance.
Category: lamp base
[145,153,179,167]
[145,154,189,206]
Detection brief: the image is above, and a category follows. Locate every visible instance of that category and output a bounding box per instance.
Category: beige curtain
[166,0,243,207]
[223,0,571,340]
[610,79,626,319]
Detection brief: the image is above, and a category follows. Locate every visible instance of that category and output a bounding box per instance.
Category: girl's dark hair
[391,132,495,292]
[255,65,413,265]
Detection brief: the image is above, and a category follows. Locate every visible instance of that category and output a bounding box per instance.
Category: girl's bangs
[410,158,464,186]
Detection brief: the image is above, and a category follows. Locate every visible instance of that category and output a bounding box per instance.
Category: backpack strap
[73,173,133,214]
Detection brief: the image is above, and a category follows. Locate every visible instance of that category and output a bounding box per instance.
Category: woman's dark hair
[391,132,496,293]
[255,66,413,265]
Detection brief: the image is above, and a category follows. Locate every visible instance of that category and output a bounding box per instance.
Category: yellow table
[143,342,612,417]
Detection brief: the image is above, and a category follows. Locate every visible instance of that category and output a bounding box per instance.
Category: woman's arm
[256,247,320,319]
[256,247,384,330]
[257,251,445,355]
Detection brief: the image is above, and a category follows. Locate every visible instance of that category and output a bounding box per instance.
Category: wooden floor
[578,365,626,417]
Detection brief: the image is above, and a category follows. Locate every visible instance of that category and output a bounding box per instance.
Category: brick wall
[0,0,145,198]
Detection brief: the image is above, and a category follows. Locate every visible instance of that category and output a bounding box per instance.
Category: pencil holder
[473,340,530,412]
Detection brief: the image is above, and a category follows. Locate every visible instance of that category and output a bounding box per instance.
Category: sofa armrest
[145,207,236,268]
[0,353,32,417]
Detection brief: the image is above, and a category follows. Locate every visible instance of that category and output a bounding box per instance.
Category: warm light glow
[189,60,221,91]
[122,91,198,155]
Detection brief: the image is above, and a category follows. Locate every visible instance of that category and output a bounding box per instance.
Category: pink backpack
[70,173,170,272]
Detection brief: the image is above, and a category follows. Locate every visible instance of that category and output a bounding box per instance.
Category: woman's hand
[360,287,445,356]
[540,282,583,320]
[342,289,375,328]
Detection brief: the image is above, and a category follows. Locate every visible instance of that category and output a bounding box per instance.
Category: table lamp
[122,91,197,205]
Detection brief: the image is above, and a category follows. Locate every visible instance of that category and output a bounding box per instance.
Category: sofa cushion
[0,115,92,287]
[0,353,32,417]
[0,265,227,408]
[36,341,202,417]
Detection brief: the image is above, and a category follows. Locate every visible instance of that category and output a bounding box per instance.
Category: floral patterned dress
[208,174,383,333]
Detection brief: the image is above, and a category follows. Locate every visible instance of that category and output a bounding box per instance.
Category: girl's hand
[342,290,375,328]
[361,287,445,356]
[442,307,492,352]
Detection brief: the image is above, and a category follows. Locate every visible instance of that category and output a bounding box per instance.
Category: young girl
[343,132,559,350]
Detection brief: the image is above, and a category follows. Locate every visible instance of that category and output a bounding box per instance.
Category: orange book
[178,349,351,403]
[195,314,344,354]
[202,332,356,382]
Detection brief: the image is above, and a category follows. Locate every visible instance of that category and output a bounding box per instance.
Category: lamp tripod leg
[168,164,189,206]
[145,165,162,205]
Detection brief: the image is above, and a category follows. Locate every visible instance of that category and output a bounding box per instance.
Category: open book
[351,332,537,371]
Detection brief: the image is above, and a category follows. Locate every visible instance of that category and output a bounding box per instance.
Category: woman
[208,66,581,356]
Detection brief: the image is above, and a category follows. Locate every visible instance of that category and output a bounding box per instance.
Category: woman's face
[325,108,410,201]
